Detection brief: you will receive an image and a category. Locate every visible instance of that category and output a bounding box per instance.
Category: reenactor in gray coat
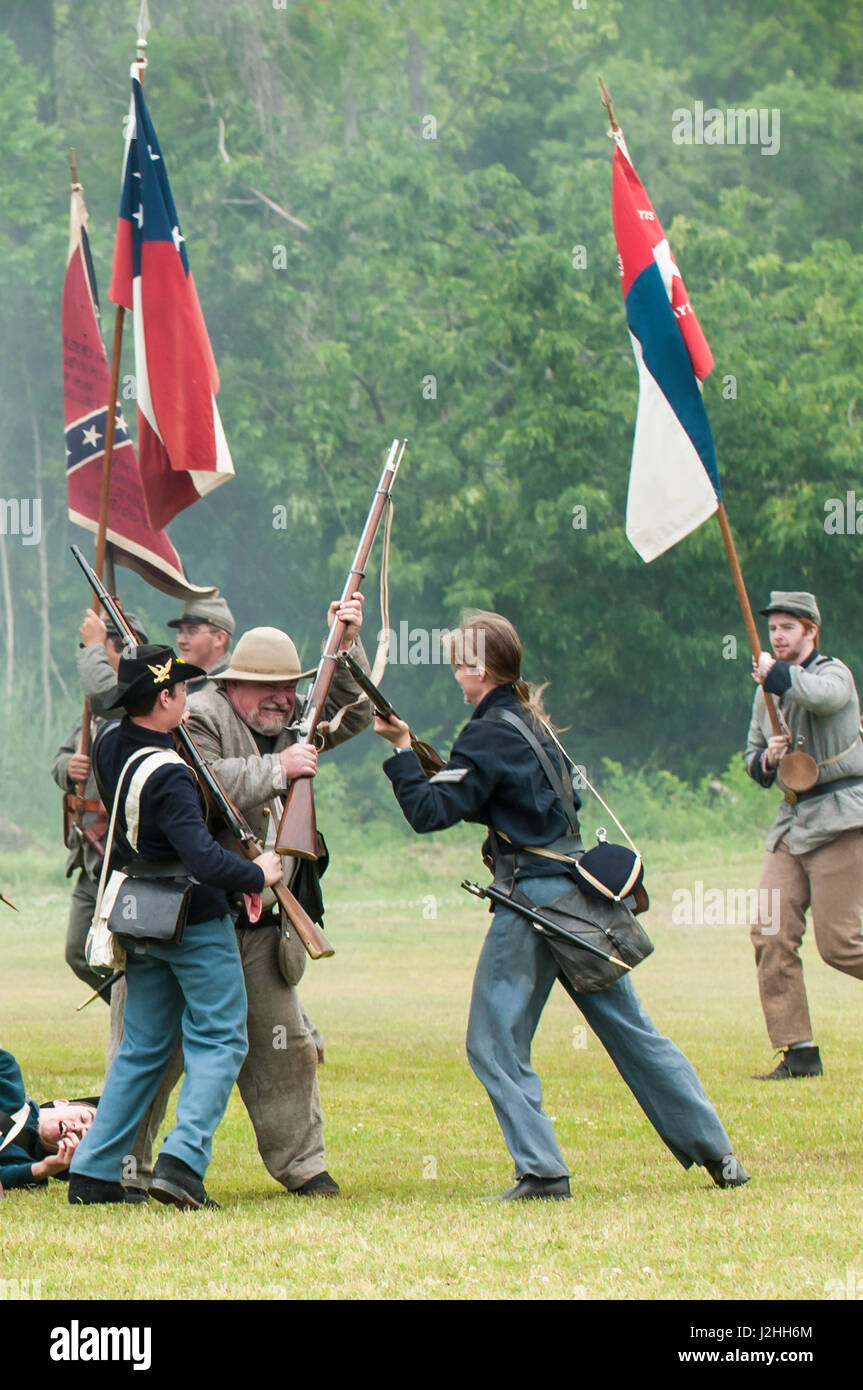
[51,612,146,996]
[166,592,235,693]
[746,591,863,1079]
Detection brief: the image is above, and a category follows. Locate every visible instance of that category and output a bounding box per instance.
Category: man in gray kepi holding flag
[602,97,863,1080]
[746,590,863,1080]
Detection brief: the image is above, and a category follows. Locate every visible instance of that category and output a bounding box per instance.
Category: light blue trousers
[70,915,248,1183]
[465,873,733,1179]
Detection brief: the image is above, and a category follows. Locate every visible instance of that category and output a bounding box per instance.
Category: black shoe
[752,1045,823,1080]
[293,1170,340,1197]
[496,1175,571,1202]
[705,1155,751,1189]
[68,1174,138,1205]
[149,1153,220,1210]
[122,1186,150,1204]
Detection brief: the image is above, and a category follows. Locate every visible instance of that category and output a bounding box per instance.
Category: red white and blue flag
[612,129,721,562]
[109,74,234,531]
[63,179,216,601]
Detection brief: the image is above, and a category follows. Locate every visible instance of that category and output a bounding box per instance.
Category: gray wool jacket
[185,638,373,846]
[77,644,124,719]
[745,653,863,854]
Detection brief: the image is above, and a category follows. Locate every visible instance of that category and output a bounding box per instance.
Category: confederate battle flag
[63,176,216,600]
[109,74,234,531]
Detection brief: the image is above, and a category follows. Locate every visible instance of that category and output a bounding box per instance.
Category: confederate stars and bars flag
[611,125,722,563]
[62,174,215,601]
[109,72,234,532]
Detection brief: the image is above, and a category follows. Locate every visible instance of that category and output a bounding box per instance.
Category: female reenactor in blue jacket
[375,611,749,1200]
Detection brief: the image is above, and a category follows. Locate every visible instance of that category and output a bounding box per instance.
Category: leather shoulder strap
[0,1104,37,1156]
[123,750,188,850]
[483,706,579,834]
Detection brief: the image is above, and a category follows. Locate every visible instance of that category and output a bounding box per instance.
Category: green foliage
[1,1,861,789]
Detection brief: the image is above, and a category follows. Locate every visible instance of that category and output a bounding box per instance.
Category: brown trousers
[750,828,863,1047]
[107,924,324,1190]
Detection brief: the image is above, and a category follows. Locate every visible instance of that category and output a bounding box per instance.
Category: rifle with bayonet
[77,968,122,1011]
[70,544,334,960]
[275,438,407,858]
[338,653,444,778]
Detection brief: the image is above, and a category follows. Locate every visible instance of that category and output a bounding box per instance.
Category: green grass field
[2,823,862,1302]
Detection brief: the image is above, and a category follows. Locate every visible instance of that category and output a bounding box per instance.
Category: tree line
[1,0,861,830]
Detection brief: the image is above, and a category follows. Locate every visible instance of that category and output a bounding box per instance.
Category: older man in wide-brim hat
[114,598,372,1198]
[746,590,863,1080]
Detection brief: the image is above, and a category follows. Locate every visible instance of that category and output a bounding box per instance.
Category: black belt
[233,903,280,931]
[795,774,863,804]
[486,830,583,886]
[122,858,190,878]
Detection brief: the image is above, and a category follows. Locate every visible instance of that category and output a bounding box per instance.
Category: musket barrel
[275,439,406,857]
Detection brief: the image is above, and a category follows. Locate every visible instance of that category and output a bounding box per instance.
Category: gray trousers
[466,872,734,1179]
[108,922,325,1191]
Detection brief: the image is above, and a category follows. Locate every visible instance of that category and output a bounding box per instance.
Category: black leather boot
[149,1153,220,1210]
[705,1155,751,1188]
[752,1045,823,1080]
[496,1175,571,1201]
[68,1173,138,1205]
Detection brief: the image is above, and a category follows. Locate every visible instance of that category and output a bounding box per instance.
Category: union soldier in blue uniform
[0,1048,96,1191]
[375,611,749,1200]
[67,644,283,1209]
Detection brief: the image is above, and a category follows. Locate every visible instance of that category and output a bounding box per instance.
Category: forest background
[1,0,862,842]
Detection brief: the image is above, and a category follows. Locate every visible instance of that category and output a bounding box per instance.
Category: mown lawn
[1,830,861,1301]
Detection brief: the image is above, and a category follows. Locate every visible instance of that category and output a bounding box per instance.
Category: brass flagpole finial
[69,147,80,191]
[597,76,619,132]
[1,892,18,911]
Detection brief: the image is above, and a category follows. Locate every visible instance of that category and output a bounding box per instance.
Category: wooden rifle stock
[70,544,334,961]
[274,772,318,863]
[338,653,445,778]
[68,703,92,849]
[275,438,407,857]
[238,840,333,959]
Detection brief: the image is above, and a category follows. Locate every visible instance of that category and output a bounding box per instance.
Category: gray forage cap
[167,592,235,635]
[758,591,821,625]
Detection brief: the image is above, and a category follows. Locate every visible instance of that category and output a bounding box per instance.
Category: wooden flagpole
[94,5,151,592]
[597,76,619,133]
[714,503,782,735]
[69,15,152,843]
[68,148,97,837]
